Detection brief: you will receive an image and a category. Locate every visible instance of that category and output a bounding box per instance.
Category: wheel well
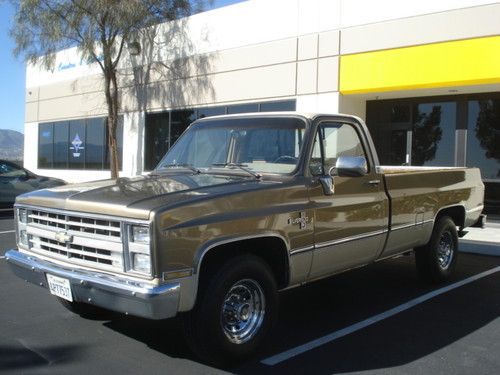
[198,237,289,289]
[436,206,465,228]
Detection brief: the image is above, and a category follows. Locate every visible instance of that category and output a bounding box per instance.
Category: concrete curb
[459,225,500,256]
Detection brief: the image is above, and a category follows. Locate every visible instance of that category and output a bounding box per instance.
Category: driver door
[308,120,389,280]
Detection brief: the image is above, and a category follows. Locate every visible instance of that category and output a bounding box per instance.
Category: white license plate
[46,274,73,302]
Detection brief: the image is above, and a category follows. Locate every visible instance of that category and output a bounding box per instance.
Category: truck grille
[25,208,124,272]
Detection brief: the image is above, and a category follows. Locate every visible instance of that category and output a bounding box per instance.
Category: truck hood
[15,172,269,220]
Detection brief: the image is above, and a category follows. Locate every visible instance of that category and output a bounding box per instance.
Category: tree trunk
[104,69,120,179]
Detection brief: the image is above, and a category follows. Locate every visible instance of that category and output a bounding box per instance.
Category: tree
[412,105,443,166]
[475,99,500,161]
[11,0,205,178]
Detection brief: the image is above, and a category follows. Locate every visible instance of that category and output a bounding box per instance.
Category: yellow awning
[340,35,500,95]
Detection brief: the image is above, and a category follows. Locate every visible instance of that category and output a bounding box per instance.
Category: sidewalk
[460,220,500,256]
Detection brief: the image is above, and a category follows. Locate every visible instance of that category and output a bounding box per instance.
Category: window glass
[145,112,169,171]
[170,110,196,147]
[467,99,500,180]
[412,102,456,166]
[86,118,105,170]
[390,104,411,123]
[0,161,24,177]
[259,100,296,112]
[38,116,122,171]
[159,118,305,174]
[38,123,53,168]
[69,120,86,169]
[310,123,366,175]
[53,122,68,169]
[198,107,225,119]
[226,103,259,114]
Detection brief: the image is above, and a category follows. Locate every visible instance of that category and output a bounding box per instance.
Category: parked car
[6,113,484,365]
[0,160,65,211]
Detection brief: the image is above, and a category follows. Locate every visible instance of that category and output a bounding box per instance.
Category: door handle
[366,180,380,186]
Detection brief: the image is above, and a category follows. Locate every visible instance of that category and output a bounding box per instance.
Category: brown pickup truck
[6,113,484,365]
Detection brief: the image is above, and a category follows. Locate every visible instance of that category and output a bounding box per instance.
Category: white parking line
[261,265,500,366]
[0,230,15,235]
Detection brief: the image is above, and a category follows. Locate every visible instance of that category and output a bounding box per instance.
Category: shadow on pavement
[100,255,500,373]
[0,344,85,371]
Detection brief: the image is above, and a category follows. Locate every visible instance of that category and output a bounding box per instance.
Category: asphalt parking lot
[1,212,500,374]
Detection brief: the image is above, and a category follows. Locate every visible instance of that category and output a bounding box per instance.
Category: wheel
[182,254,278,366]
[57,298,111,320]
[415,216,459,283]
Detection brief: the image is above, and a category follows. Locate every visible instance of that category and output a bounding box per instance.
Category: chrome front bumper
[5,249,180,320]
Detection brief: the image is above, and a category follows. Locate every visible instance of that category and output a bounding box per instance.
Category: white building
[24,0,500,213]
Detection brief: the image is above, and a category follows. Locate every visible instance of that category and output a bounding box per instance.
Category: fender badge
[288,211,311,230]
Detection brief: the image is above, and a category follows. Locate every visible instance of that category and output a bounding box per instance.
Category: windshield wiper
[211,163,261,179]
[159,163,201,174]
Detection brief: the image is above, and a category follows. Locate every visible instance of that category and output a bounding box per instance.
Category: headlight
[18,209,28,224]
[127,224,152,275]
[19,230,28,246]
[131,225,150,244]
[16,208,29,249]
[132,253,151,274]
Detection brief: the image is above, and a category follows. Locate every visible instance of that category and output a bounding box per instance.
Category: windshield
[157,117,306,174]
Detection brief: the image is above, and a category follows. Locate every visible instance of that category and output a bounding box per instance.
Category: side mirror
[336,156,368,177]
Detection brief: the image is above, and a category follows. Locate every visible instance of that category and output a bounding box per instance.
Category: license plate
[46,274,73,302]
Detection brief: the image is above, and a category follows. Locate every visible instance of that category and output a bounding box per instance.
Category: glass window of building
[69,120,86,170]
[38,123,54,168]
[467,99,500,180]
[226,103,259,114]
[37,116,122,170]
[260,100,296,112]
[170,110,197,147]
[86,117,106,169]
[198,107,225,119]
[53,122,69,168]
[412,102,456,167]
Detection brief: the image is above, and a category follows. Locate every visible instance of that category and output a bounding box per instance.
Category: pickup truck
[6,113,484,365]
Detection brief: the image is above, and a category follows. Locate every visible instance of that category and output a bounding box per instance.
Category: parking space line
[0,230,15,235]
[261,265,500,366]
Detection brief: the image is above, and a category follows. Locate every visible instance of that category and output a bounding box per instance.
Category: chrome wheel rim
[221,279,265,344]
[437,231,454,270]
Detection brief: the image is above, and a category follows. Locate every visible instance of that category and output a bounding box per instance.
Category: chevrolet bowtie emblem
[55,232,73,244]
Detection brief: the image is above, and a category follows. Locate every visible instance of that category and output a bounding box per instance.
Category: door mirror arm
[319,166,336,196]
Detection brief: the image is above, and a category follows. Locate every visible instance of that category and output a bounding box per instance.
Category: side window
[0,162,24,178]
[309,122,367,175]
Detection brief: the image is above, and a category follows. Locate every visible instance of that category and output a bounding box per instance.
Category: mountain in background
[0,129,24,161]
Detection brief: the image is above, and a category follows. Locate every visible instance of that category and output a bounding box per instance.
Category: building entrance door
[367,101,456,167]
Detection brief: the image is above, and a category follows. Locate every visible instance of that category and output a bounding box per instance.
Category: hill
[0,129,24,161]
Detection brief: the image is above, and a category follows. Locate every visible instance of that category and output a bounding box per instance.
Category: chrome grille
[26,208,124,272]
[30,210,121,238]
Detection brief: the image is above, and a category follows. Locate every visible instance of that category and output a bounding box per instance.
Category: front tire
[183,254,278,366]
[415,216,459,283]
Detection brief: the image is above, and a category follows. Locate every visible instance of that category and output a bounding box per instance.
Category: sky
[0,0,247,134]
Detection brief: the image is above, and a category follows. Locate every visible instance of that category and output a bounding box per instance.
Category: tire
[57,298,111,320]
[182,254,278,366]
[415,216,459,283]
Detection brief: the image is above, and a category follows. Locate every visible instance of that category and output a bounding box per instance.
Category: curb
[459,239,500,257]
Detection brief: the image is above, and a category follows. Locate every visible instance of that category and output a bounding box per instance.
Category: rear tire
[182,254,278,366]
[415,216,459,283]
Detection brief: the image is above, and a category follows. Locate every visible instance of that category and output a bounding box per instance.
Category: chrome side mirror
[336,156,368,177]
